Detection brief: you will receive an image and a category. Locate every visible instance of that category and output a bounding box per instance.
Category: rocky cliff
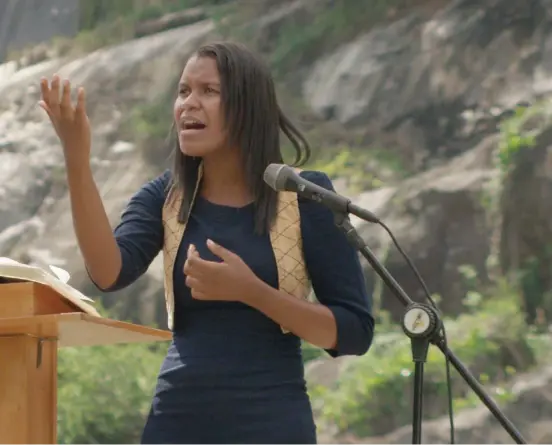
[2,0,552,442]
[0,0,79,61]
[0,20,215,323]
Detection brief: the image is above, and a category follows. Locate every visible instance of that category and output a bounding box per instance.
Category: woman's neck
[200,152,252,206]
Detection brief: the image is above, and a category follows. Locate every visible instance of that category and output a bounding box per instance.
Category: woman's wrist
[240,276,267,306]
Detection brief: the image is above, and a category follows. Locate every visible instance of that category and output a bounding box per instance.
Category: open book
[0,257,100,317]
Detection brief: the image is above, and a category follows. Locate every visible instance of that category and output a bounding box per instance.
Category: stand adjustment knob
[402,303,438,338]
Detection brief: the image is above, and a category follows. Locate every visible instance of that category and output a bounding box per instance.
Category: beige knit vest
[161,165,310,331]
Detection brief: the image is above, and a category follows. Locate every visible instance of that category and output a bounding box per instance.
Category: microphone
[263,164,380,224]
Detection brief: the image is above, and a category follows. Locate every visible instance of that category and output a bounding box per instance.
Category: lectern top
[0,313,172,348]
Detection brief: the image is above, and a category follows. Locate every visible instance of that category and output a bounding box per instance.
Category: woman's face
[174,56,227,157]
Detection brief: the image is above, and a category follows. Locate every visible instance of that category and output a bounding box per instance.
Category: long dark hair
[169,41,311,235]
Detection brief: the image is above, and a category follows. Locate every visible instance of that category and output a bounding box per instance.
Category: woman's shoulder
[295,169,337,223]
[129,169,172,209]
[297,169,334,191]
[141,169,172,195]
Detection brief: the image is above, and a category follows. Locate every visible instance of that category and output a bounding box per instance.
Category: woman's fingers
[60,79,73,119]
[75,87,86,119]
[40,76,88,129]
[40,76,87,119]
[49,75,61,109]
[38,100,52,120]
[38,100,61,134]
[39,78,50,104]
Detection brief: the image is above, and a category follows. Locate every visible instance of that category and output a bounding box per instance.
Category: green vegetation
[497,104,544,174]
[79,0,204,29]
[308,279,546,437]
[491,102,552,326]
[123,88,176,169]
[29,1,552,443]
[56,279,550,443]
[311,147,407,191]
[47,0,230,56]
[77,0,232,31]
[265,0,403,77]
[57,342,165,444]
[296,102,552,439]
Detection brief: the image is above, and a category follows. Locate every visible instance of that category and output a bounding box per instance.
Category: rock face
[0,0,79,61]
[350,135,498,317]
[6,0,544,325]
[2,0,552,442]
[297,0,552,319]
[500,117,552,324]
[0,20,215,326]
[304,0,549,169]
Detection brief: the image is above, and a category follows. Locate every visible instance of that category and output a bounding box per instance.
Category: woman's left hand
[184,239,261,302]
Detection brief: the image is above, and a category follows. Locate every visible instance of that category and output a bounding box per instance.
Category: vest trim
[161,164,311,332]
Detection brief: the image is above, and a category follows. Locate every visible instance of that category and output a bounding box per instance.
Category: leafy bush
[268,0,399,77]
[497,105,542,174]
[57,342,167,444]
[310,147,406,191]
[309,280,537,437]
[302,341,326,363]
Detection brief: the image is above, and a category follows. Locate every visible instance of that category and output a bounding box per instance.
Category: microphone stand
[331,210,526,444]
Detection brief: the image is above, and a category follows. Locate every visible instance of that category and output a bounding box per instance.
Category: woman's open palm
[39,74,91,165]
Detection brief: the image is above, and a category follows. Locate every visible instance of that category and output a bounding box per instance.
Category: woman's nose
[181,92,200,110]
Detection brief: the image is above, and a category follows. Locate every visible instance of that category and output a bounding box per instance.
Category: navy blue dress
[96,170,374,444]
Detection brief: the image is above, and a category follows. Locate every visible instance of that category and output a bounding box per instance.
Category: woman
[39,41,374,444]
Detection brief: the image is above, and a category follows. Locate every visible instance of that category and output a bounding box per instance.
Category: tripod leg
[436,341,526,444]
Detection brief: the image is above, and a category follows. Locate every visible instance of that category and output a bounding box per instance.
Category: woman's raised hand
[39,74,91,166]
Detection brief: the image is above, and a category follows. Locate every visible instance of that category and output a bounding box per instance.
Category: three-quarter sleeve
[299,170,375,357]
[90,170,169,292]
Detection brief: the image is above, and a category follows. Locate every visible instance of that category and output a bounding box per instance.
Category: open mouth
[182,122,206,130]
[180,117,206,133]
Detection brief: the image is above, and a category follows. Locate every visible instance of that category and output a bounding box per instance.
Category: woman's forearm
[242,279,338,350]
[65,162,122,289]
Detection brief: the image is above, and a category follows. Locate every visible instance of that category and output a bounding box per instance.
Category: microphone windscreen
[263,164,290,191]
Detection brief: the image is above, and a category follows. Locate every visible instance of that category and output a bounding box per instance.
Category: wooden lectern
[0,281,172,444]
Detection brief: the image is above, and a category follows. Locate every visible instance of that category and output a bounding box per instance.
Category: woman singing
[39,41,374,444]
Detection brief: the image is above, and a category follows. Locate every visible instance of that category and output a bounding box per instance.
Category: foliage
[78,0,228,31]
[130,101,172,143]
[122,78,179,169]
[268,0,397,77]
[56,281,549,443]
[310,146,406,191]
[56,337,323,443]
[57,342,167,444]
[40,3,552,442]
[302,341,326,362]
[497,103,552,174]
[517,245,552,329]
[495,101,552,325]
[308,280,539,437]
[479,102,552,282]
[60,0,229,55]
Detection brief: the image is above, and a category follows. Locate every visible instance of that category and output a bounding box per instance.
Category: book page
[0,257,100,317]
